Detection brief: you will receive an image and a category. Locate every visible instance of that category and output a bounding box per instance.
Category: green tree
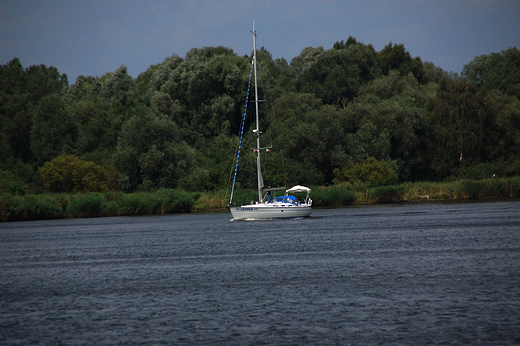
[341,71,435,181]
[377,42,425,83]
[69,98,114,153]
[71,66,142,155]
[290,46,325,73]
[156,49,250,141]
[422,61,449,84]
[114,110,204,192]
[297,42,380,105]
[0,58,26,95]
[100,65,134,104]
[267,93,345,184]
[0,59,68,163]
[199,133,239,190]
[426,78,502,178]
[266,57,297,100]
[65,75,98,103]
[150,54,184,91]
[31,94,78,165]
[333,36,359,50]
[485,91,520,162]
[344,122,391,163]
[25,63,68,103]
[0,92,32,162]
[461,47,520,100]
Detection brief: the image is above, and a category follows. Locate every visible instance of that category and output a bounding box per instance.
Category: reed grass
[403,181,454,201]
[66,192,105,218]
[192,190,228,211]
[310,185,357,206]
[226,189,260,208]
[0,189,199,222]
[0,193,62,221]
[368,185,405,203]
[1,177,518,222]
[344,176,519,204]
[453,177,520,199]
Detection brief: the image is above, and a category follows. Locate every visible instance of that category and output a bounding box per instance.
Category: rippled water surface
[1,200,520,345]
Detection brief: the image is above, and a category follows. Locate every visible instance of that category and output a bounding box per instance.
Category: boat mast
[252,23,263,202]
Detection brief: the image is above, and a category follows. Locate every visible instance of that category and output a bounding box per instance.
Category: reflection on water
[1,200,519,344]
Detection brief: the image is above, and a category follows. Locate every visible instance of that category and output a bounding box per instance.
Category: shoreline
[2,177,519,222]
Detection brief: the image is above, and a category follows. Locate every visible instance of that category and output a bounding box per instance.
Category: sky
[1,0,519,83]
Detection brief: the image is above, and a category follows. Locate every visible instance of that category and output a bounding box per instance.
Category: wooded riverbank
[1,177,518,222]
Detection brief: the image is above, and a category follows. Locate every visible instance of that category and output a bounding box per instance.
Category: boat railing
[227,199,255,208]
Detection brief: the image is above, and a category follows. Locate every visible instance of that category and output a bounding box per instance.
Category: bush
[39,155,118,193]
[0,170,29,195]
[0,159,42,194]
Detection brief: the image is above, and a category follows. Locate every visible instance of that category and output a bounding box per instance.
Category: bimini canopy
[286,185,311,194]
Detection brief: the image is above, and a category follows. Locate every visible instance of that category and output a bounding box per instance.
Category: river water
[1,200,519,345]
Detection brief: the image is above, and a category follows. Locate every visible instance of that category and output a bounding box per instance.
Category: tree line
[1,38,519,195]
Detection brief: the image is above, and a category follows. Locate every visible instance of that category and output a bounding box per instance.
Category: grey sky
[1,0,519,83]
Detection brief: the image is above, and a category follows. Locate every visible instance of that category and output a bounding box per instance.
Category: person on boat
[267,188,272,202]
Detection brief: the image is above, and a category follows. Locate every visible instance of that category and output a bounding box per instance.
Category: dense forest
[1,38,519,197]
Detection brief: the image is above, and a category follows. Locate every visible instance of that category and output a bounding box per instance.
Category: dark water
[1,200,519,345]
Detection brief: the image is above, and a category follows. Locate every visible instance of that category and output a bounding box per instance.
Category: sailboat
[228,25,312,220]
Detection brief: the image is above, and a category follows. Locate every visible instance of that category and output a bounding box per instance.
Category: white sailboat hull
[230,203,311,220]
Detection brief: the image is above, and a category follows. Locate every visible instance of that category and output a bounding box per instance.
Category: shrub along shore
[1,177,519,222]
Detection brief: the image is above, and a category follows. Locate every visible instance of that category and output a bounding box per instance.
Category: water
[1,200,519,345]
